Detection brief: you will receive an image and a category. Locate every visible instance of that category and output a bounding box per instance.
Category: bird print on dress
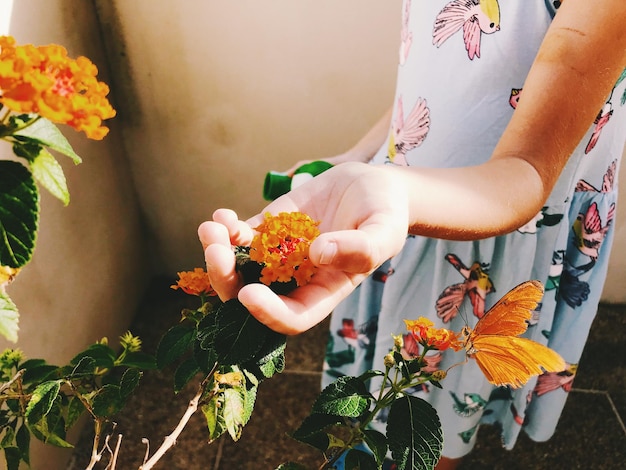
[387,96,430,166]
[436,254,495,322]
[433,0,501,60]
[533,363,577,396]
[572,201,615,260]
[575,160,616,193]
[449,391,488,417]
[584,69,626,153]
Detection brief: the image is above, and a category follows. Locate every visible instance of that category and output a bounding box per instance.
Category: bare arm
[389,0,626,239]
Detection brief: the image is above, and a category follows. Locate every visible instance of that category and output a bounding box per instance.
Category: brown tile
[284,317,330,373]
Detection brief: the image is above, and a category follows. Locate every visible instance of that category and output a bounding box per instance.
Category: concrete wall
[0,1,149,468]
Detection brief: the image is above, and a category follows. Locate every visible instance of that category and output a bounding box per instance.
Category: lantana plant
[0,35,115,342]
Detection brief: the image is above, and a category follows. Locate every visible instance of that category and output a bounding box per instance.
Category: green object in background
[263,160,333,200]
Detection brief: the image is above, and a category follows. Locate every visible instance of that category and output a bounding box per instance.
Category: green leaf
[20,359,58,384]
[27,403,73,448]
[120,351,156,370]
[0,290,19,343]
[1,426,15,447]
[202,396,227,443]
[291,413,343,443]
[91,384,123,417]
[240,371,258,427]
[156,323,195,369]
[70,343,116,370]
[193,337,217,374]
[386,395,443,470]
[311,376,372,418]
[66,396,85,430]
[119,368,142,399]
[251,332,286,379]
[214,299,269,365]
[173,357,200,393]
[362,429,388,466]
[69,356,97,377]
[0,161,39,269]
[25,380,62,425]
[15,423,30,465]
[3,447,20,470]
[13,117,82,164]
[29,148,70,205]
[344,448,378,470]
[222,387,246,441]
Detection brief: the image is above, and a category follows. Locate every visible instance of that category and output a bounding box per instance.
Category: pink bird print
[399,0,413,65]
[534,363,577,396]
[433,0,501,60]
[585,103,613,154]
[387,96,430,166]
[435,254,495,322]
[575,160,616,193]
[572,202,615,259]
[509,88,522,109]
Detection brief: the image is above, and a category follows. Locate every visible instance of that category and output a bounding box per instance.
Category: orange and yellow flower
[171,268,216,297]
[0,35,115,139]
[250,212,320,287]
[404,317,462,352]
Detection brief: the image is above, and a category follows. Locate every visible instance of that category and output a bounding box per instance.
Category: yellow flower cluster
[0,35,115,139]
[404,316,462,352]
[171,268,216,297]
[250,212,320,287]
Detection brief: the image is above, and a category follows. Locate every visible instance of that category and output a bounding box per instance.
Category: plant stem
[85,419,103,470]
[138,366,217,470]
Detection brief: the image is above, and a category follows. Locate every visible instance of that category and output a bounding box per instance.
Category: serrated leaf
[214,299,269,365]
[25,380,62,424]
[173,357,200,393]
[1,426,15,447]
[0,161,39,269]
[70,343,116,370]
[91,384,123,417]
[13,117,81,164]
[20,360,58,384]
[119,368,141,399]
[311,376,372,418]
[66,396,85,430]
[0,290,19,343]
[344,448,378,470]
[120,351,156,370]
[156,324,195,369]
[222,387,246,441]
[363,429,388,466]
[291,413,343,442]
[202,396,227,443]
[69,356,96,377]
[386,395,443,470]
[3,447,20,470]
[15,424,30,465]
[29,148,70,205]
[240,376,257,427]
[27,403,73,448]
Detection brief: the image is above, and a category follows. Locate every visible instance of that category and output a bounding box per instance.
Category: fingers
[238,268,361,335]
[212,208,255,245]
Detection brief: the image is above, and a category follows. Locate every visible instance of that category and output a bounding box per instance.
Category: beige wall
[100,0,625,300]
[0,1,149,468]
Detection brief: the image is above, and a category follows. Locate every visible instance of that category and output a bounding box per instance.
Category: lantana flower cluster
[404,316,462,352]
[171,267,216,297]
[0,35,115,139]
[250,212,320,287]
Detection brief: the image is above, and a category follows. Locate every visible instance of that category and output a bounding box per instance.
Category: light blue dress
[323,0,626,459]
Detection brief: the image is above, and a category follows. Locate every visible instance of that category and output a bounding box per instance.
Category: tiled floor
[70,278,626,470]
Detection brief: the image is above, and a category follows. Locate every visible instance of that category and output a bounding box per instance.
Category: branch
[138,367,216,470]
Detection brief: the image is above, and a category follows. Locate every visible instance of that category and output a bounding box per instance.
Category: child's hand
[198,162,409,334]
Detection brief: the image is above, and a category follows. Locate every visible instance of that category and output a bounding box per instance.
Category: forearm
[382,158,544,240]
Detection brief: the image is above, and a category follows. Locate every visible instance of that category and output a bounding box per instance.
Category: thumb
[309,226,405,274]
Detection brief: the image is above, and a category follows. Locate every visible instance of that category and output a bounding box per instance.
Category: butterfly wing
[472,280,544,337]
[472,335,565,388]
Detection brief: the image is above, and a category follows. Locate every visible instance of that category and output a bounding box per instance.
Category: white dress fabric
[323,0,626,458]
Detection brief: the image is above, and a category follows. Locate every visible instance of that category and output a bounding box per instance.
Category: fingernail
[318,241,337,265]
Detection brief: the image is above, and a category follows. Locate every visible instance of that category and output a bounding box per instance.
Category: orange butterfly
[458,280,565,388]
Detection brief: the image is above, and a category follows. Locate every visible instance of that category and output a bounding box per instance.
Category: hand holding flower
[198,162,411,335]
